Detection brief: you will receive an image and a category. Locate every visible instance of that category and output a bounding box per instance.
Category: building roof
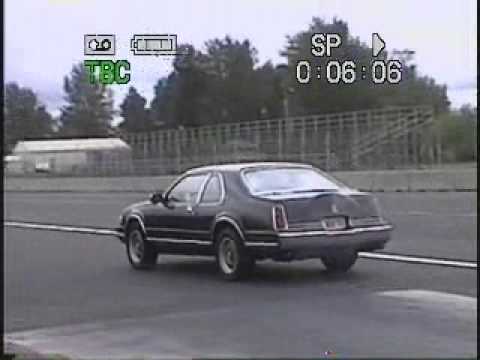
[12,138,131,153]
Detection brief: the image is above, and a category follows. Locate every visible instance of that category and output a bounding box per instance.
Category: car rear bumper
[248,224,392,260]
[279,224,391,249]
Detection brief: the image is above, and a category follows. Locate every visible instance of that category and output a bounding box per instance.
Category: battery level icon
[130,34,177,56]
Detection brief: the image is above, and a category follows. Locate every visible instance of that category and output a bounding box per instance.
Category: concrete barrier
[4,168,476,193]
[333,168,477,192]
[4,175,178,193]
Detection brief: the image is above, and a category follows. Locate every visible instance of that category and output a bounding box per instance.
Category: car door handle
[186,205,194,214]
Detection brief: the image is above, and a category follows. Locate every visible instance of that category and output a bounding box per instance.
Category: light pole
[277,45,299,119]
[275,64,290,120]
[474,115,477,161]
[275,46,299,160]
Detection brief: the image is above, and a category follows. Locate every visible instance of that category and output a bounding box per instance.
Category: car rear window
[242,167,344,195]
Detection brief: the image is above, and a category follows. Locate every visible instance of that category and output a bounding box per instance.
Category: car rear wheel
[321,250,358,273]
[126,223,157,270]
[215,228,255,281]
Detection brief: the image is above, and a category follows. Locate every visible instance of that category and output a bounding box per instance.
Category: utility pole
[474,117,477,161]
[276,45,299,160]
[278,45,299,119]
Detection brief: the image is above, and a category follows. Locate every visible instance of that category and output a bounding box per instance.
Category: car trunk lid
[259,190,382,229]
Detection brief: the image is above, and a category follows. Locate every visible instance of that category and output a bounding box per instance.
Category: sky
[5,0,477,123]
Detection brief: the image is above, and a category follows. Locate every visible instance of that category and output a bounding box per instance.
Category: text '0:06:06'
[295,60,403,85]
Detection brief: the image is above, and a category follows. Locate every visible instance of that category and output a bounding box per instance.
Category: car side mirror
[150,191,165,204]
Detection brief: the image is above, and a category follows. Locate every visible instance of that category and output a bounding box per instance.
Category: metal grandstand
[121,105,437,175]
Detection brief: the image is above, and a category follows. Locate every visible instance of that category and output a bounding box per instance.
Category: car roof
[185,162,313,174]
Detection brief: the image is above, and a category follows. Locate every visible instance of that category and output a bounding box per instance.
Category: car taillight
[272,205,288,231]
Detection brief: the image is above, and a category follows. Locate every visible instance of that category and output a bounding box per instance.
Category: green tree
[201,37,260,124]
[150,38,281,128]
[282,17,450,115]
[281,18,377,115]
[437,106,477,162]
[59,63,114,137]
[4,82,54,153]
[376,63,450,114]
[150,75,179,128]
[119,86,151,132]
[171,44,211,127]
[253,61,284,119]
[150,45,208,129]
[148,18,451,130]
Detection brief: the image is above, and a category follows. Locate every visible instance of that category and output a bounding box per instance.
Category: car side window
[200,174,222,204]
[167,174,208,204]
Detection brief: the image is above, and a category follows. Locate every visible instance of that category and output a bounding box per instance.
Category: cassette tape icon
[131,34,177,56]
[84,34,116,56]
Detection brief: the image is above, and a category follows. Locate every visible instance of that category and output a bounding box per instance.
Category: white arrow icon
[372,33,385,57]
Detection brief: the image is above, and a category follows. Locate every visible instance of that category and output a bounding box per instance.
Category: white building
[8,138,132,174]
[4,155,24,174]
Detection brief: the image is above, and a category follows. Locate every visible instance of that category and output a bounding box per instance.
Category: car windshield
[242,167,344,195]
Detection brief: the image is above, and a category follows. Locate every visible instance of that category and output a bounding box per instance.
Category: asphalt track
[4,192,478,358]
[5,191,477,260]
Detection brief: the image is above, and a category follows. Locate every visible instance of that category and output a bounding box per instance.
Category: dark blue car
[116,162,393,280]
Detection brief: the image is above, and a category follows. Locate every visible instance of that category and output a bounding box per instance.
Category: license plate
[321,217,346,230]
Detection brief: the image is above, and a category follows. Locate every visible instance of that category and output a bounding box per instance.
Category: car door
[146,172,209,245]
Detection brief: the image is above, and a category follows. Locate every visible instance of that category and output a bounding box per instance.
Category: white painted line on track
[377,289,477,317]
[4,221,121,237]
[5,220,477,269]
[389,210,476,217]
[378,289,477,306]
[358,252,477,269]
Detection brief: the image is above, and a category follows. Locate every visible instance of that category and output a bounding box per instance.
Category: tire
[126,222,158,270]
[215,227,255,281]
[321,250,358,273]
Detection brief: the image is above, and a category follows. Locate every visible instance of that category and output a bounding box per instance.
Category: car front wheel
[321,250,358,273]
[126,223,157,270]
[215,228,255,281]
